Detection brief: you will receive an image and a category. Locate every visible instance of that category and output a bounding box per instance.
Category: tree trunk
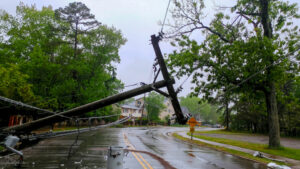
[264,82,281,148]
[260,0,280,148]
[74,21,78,59]
[225,104,230,130]
[225,99,230,130]
[72,21,79,103]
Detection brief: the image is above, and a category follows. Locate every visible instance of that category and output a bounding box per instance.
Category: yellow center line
[132,151,148,169]
[137,153,154,169]
[123,133,147,169]
[123,133,154,169]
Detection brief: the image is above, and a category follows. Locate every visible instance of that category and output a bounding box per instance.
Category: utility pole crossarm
[151,34,187,124]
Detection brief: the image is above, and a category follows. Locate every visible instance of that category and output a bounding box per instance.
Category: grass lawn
[170,124,189,127]
[195,129,300,139]
[0,145,4,151]
[194,129,264,136]
[53,127,83,132]
[189,132,300,161]
[172,133,287,166]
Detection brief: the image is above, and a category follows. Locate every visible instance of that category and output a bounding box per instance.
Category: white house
[159,99,175,120]
[120,102,144,118]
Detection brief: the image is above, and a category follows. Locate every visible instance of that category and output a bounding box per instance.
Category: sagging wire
[217,46,300,99]
[0,116,132,167]
[152,56,161,82]
[67,118,79,160]
[28,116,131,140]
[176,72,193,94]
[0,93,84,111]
[76,114,121,120]
[66,115,129,160]
[173,48,300,116]
[118,82,147,92]
[140,93,146,126]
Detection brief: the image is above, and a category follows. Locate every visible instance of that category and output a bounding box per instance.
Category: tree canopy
[0,3,126,118]
[145,92,166,122]
[167,0,300,148]
[179,96,220,124]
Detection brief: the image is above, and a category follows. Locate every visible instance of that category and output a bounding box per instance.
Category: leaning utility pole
[151,34,187,124]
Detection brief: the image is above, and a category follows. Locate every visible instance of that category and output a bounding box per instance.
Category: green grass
[53,127,83,132]
[111,124,124,128]
[189,132,300,161]
[194,129,263,136]
[0,145,4,151]
[170,124,189,127]
[172,133,287,166]
[195,129,300,139]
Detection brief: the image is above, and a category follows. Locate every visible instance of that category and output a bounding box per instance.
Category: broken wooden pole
[151,34,187,124]
[3,79,172,133]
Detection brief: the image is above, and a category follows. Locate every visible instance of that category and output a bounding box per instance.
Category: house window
[123,109,128,113]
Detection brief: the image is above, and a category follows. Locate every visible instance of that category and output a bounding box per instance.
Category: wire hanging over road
[24,116,131,140]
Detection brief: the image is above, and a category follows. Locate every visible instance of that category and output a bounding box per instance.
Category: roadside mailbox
[187,117,198,140]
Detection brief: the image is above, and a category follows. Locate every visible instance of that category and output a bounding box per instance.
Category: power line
[0,93,84,110]
[121,82,148,89]
[76,114,121,120]
[27,116,131,140]
[161,0,172,33]
[67,118,79,160]
[224,48,300,95]
[176,73,193,94]
[176,48,300,115]
[124,83,139,88]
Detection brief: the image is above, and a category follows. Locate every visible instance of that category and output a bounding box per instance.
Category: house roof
[121,104,140,110]
[135,97,144,101]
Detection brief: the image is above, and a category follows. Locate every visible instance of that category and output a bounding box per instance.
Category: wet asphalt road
[1,127,266,169]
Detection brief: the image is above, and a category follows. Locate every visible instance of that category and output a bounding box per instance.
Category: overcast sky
[2,0,299,98]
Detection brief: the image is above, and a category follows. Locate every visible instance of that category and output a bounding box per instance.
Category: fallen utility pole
[3,79,172,133]
[151,34,187,124]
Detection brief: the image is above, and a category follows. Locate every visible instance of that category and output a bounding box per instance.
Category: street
[1,127,266,169]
